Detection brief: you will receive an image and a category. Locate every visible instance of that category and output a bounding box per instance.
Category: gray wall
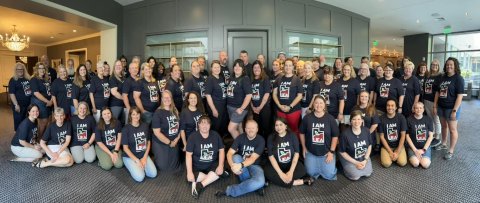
[122,0,370,67]
[404,33,429,66]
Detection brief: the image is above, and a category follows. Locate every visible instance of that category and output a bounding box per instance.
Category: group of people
[9,51,464,199]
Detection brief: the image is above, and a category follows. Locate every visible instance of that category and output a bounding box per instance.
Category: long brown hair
[96,107,117,131]
[73,64,88,88]
[354,91,376,117]
[182,92,205,114]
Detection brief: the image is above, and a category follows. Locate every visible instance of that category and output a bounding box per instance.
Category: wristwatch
[452,109,457,112]
[113,149,119,153]
[240,162,244,168]
[329,149,335,154]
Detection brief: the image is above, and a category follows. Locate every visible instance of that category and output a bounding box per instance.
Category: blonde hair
[302,61,318,82]
[160,90,179,117]
[405,61,415,70]
[111,60,125,82]
[343,64,357,78]
[140,62,156,82]
[12,62,31,81]
[33,62,49,82]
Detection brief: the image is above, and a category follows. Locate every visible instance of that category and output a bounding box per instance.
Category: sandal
[32,159,43,168]
[303,176,314,186]
[444,152,454,160]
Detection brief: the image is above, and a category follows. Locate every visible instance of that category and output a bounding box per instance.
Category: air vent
[435,17,446,21]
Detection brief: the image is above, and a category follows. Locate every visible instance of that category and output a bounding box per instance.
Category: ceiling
[316,0,480,53]
[0,6,99,45]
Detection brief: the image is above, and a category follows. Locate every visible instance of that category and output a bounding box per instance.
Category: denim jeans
[226,154,265,197]
[305,151,337,180]
[123,156,157,182]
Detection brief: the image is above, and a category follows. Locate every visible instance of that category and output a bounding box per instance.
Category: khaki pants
[380,147,407,168]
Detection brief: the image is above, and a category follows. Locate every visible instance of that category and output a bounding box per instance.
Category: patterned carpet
[1,99,479,203]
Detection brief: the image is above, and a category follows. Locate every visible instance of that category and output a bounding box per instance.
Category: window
[286,32,341,65]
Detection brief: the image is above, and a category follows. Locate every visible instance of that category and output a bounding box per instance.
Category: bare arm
[133,91,145,113]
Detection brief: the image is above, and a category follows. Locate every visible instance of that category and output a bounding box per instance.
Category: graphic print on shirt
[342,84,348,100]
[147,84,159,102]
[85,83,91,91]
[424,79,434,94]
[220,82,227,98]
[193,114,202,131]
[57,130,67,145]
[227,81,236,97]
[319,88,330,106]
[167,115,179,135]
[415,124,427,141]
[134,131,147,151]
[102,83,110,98]
[222,71,230,84]
[360,82,367,91]
[439,81,451,98]
[311,123,325,145]
[252,83,260,101]
[354,140,367,159]
[105,129,117,147]
[66,83,73,98]
[386,123,398,141]
[158,79,167,93]
[277,141,291,163]
[30,127,38,144]
[200,143,214,162]
[44,82,51,96]
[380,83,390,98]
[279,81,291,99]
[76,123,88,141]
[402,82,408,96]
[21,81,32,96]
[198,81,205,97]
[242,145,255,160]
[302,83,308,102]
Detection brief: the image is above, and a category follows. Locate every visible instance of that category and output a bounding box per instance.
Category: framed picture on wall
[51,59,62,68]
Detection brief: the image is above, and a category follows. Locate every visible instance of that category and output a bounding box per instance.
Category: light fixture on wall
[0,25,30,52]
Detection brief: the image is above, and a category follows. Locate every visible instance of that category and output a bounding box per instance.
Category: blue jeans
[305,152,337,180]
[123,156,157,182]
[226,154,265,197]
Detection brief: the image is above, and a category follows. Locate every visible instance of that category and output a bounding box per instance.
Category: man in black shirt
[240,50,253,77]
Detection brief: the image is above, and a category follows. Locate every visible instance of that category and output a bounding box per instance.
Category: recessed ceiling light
[465,12,468,16]
[73,29,77,33]
[416,19,420,23]
[50,36,54,38]
[393,38,396,41]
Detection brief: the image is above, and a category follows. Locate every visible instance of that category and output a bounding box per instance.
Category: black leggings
[264,161,306,188]
[253,103,272,140]
[207,102,227,136]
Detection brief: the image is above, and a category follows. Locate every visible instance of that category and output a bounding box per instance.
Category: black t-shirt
[357,76,375,93]
[11,118,37,146]
[339,127,371,161]
[186,130,224,171]
[151,109,180,141]
[122,77,139,107]
[179,108,203,139]
[184,74,206,98]
[267,131,300,170]
[375,78,404,111]
[47,67,57,83]
[231,133,265,165]
[339,78,361,115]
[244,63,253,79]
[274,75,303,112]
[42,122,72,145]
[227,76,252,108]
[109,76,125,107]
[351,106,380,129]
[251,77,271,107]
[300,113,339,156]
[407,115,433,149]
[121,123,151,158]
[436,74,465,109]
[301,78,320,108]
[72,80,91,104]
[70,115,96,146]
[166,78,184,111]
[30,77,51,100]
[417,75,426,101]
[89,76,110,109]
[423,74,441,102]
[220,65,231,84]
[314,68,324,82]
[135,78,160,112]
[319,81,344,117]
[8,77,32,105]
[200,70,209,80]
[95,122,122,150]
[378,113,407,148]
[51,78,73,114]
[400,76,421,115]
[205,76,227,104]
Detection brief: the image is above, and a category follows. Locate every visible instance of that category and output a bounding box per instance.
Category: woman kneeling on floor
[34,107,74,168]
[122,107,157,182]
[11,104,44,162]
[264,117,312,188]
[406,102,433,168]
[70,102,96,164]
[378,99,408,167]
[186,115,225,199]
[95,107,123,170]
[338,110,372,180]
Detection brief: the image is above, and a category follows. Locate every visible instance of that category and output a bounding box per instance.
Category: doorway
[65,48,87,68]
[227,31,268,68]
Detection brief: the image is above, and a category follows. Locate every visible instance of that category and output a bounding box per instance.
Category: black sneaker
[430,138,441,147]
[374,144,381,152]
[215,191,226,198]
[256,188,265,196]
[192,182,204,199]
[220,170,230,178]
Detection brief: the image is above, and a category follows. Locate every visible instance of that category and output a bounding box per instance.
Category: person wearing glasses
[8,62,32,131]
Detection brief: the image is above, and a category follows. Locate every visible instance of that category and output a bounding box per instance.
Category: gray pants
[111,106,127,125]
[339,154,372,181]
[424,100,442,138]
[11,145,43,160]
[95,147,123,170]
[70,145,96,164]
[152,141,180,172]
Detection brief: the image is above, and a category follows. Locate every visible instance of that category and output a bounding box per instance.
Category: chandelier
[0,25,30,52]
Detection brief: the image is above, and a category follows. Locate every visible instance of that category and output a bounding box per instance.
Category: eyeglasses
[16,69,24,71]
[384,69,394,72]
[37,67,45,70]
